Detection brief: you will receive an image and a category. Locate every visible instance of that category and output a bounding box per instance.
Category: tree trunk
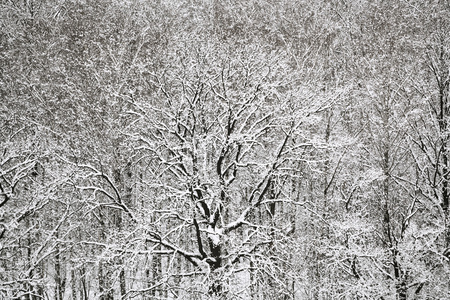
[151,246,161,297]
[98,262,113,300]
[119,268,126,299]
[80,266,88,300]
[55,231,65,300]
[393,252,407,300]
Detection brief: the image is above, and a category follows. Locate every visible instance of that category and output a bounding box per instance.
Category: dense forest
[1,0,449,299]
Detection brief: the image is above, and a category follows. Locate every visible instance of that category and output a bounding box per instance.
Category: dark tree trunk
[54,232,65,300]
[119,268,126,299]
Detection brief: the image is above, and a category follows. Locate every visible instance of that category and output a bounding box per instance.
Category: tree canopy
[1,0,449,299]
